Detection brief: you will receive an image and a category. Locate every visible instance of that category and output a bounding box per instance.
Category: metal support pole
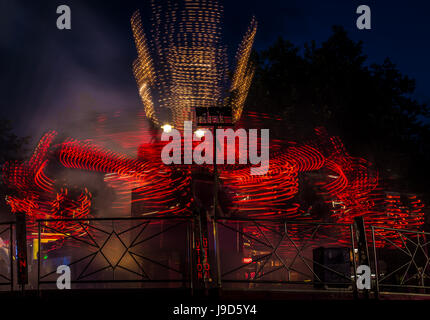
[9,223,13,291]
[354,216,370,299]
[37,221,41,293]
[187,221,193,293]
[197,212,209,292]
[284,221,291,282]
[16,212,28,293]
[371,226,379,299]
[350,224,358,298]
[212,124,222,290]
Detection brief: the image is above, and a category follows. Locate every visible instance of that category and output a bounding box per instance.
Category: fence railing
[36,217,193,290]
[212,218,357,293]
[370,226,430,295]
[1,214,429,298]
[0,222,14,291]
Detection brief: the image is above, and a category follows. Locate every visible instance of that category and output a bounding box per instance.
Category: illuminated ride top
[1,0,424,248]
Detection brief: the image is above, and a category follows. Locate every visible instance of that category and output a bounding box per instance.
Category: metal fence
[212,218,357,293]
[36,217,193,290]
[371,226,430,295]
[0,214,428,299]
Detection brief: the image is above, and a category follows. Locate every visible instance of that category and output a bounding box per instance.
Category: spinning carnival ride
[1,0,425,249]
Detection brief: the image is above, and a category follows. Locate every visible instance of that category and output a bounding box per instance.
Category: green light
[43,255,48,260]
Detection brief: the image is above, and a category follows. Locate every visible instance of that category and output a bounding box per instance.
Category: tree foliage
[247,26,430,194]
[0,119,29,165]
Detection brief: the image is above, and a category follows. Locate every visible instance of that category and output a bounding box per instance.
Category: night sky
[2,0,430,142]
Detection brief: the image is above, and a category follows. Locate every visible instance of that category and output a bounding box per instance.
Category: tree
[0,119,29,164]
[0,119,29,218]
[247,26,430,195]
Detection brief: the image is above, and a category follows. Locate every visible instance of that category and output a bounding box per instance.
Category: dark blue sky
[1,0,430,139]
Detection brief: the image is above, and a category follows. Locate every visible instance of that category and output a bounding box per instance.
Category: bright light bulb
[195,129,205,138]
[162,124,172,133]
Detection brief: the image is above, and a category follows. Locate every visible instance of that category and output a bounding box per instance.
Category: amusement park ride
[0,0,425,261]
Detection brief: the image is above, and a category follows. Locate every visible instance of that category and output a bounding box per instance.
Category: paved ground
[0,288,428,317]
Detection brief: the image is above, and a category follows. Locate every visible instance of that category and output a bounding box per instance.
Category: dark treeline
[247,26,430,197]
[0,119,28,166]
[0,119,29,217]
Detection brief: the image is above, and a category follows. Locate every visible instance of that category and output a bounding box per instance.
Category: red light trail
[1,111,424,248]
